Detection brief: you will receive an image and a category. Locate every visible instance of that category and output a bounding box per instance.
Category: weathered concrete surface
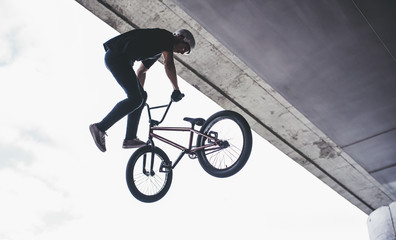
[367,202,396,240]
[75,0,395,214]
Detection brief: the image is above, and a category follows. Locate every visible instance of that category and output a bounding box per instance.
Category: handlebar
[146,100,173,126]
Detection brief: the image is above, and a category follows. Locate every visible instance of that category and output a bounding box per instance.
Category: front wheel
[196,110,252,178]
[126,146,173,203]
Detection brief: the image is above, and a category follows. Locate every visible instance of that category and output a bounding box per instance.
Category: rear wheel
[196,111,252,178]
[126,146,172,203]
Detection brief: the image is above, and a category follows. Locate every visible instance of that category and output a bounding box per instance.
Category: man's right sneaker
[122,138,146,149]
[89,124,107,152]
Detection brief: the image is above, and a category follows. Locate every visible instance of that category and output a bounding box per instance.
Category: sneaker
[122,138,146,149]
[89,124,107,152]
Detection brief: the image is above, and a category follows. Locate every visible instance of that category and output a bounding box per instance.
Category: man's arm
[162,51,179,90]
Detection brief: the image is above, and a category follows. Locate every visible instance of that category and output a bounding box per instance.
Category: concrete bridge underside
[76,0,396,214]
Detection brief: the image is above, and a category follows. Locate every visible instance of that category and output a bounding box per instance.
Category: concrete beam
[367,202,396,240]
[75,0,395,214]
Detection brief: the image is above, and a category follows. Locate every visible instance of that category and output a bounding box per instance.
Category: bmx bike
[126,100,252,203]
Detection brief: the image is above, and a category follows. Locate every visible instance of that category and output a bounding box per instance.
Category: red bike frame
[145,101,223,170]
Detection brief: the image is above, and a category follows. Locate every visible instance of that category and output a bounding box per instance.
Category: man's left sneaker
[122,138,146,149]
[89,124,107,152]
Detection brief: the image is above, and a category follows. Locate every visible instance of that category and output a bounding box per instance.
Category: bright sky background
[0,0,370,239]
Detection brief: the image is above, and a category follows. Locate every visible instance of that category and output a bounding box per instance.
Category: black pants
[96,50,147,140]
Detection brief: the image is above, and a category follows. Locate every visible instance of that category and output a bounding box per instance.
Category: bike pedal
[159,161,172,173]
[208,131,218,143]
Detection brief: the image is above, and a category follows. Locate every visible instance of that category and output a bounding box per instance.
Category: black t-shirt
[103,28,175,68]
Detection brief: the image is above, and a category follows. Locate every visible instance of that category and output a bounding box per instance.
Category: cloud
[20,127,53,145]
[0,29,21,66]
[0,0,25,67]
[0,167,77,240]
[0,126,56,169]
[0,143,34,169]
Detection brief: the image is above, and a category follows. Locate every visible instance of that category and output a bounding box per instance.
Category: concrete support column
[368,202,396,240]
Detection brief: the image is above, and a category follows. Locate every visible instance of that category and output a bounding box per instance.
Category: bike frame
[145,101,223,170]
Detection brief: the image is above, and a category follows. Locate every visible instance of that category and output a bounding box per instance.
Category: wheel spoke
[196,111,252,177]
[126,146,172,202]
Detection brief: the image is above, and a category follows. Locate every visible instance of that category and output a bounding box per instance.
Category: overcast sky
[0,0,370,239]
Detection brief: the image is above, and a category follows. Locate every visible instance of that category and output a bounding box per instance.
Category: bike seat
[183,117,205,126]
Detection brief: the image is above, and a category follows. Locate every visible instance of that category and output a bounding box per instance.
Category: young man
[89,28,195,152]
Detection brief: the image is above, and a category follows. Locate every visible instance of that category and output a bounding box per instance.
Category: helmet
[174,29,195,54]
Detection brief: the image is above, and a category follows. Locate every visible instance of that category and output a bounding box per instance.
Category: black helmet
[174,29,196,54]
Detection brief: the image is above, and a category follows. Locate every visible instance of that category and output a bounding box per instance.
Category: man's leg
[96,50,143,132]
[123,86,147,148]
[125,99,145,140]
[91,50,144,151]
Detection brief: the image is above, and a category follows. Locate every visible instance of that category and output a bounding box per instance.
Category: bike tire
[126,146,172,203]
[196,110,252,178]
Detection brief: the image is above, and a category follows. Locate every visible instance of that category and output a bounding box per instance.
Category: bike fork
[142,152,156,176]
